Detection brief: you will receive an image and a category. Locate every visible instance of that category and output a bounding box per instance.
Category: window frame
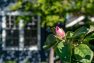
[1,11,41,51]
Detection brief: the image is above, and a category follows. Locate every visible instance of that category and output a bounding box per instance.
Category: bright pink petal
[55,26,65,39]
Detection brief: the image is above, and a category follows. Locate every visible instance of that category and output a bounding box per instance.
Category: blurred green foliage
[4,60,16,63]
[10,0,94,27]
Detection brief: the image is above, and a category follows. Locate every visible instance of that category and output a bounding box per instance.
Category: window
[1,12,40,50]
[5,16,19,47]
[5,29,19,47]
[24,21,37,47]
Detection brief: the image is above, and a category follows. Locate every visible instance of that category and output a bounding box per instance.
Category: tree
[10,0,94,27]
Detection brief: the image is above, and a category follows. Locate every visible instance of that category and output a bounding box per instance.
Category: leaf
[10,1,22,11]
[66,31,74,39]
[88,25,94,33]
[84,32,94,43]
[55,42,72,62]
[74,44,93,63]
[43,34,57,49]
[73,26,88,39]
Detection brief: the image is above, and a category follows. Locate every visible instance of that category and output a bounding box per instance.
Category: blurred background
[0,0,94,63]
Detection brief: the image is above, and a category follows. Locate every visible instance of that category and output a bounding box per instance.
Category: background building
[0,0,94,63]
[0,0,48,63]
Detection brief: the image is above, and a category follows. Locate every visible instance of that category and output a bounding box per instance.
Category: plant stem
[49,47,54,63]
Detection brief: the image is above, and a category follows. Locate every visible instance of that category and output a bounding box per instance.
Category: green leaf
[73,26,88,39]
[56,41,64,52]
[88,25,94,33]
[74,44,93,63]
[56,42,72,63]
[43,34,57,49]
[10,1,22,11]
[84,32,94,43]
[66,31,74,39]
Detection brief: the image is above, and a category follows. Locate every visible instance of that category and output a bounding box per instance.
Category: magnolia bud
[55,26,65,39]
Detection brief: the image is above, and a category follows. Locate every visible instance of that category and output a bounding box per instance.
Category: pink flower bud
[55,26,65,39]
